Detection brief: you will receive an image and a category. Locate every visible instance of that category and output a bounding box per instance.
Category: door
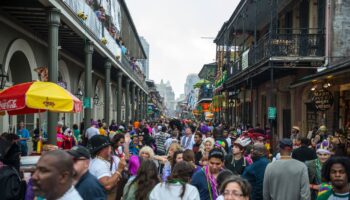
[283,109,291,138]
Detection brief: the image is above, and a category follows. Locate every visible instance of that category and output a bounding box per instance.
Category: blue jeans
[20,143,28,156]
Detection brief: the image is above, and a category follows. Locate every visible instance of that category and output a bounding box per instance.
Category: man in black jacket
[292,137,317,162]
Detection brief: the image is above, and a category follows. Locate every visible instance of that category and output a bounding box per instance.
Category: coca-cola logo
[0,99,18,110]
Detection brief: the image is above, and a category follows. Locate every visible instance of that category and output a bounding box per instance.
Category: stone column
[131,83,136,121]
[140,92,144,120]
[144,94,148,120]
[47,8,60,144]
[83,41,94,132]
[135,88,140,120]
[104,61,111,125]
[116,72,123,124]
[125,79,130,123]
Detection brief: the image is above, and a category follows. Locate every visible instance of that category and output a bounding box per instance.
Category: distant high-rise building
[184,74,199,96]
[156,80,176,117]
[140,36,150,79]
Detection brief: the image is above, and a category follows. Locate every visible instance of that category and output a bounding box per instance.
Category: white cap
[158,125,162,131]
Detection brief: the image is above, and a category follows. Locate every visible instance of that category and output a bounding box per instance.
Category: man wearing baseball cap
[67,146,106,200]
[263,138,310,200]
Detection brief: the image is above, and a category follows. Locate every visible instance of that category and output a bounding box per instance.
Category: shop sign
[268,106,276,120]
[312,88,334,111]
[83,97,91,109]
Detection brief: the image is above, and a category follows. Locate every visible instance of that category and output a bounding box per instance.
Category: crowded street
[0,0,350,200]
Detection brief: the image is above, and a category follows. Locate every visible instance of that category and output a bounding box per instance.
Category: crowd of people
[0,118,349,200]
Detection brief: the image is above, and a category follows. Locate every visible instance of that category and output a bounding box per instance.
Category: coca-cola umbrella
[0,81,82,115]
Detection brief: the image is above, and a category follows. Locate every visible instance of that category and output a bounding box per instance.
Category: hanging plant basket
[77,11,88,21]
[101,37,107,45]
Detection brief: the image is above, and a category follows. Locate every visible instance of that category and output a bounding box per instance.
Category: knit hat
[279,138,293,149]
[88,135,111,154]
[316,140,332,154]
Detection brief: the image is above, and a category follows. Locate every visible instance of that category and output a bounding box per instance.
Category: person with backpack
[0,134,24,200]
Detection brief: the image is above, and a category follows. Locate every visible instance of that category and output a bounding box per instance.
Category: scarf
[202,165,218,200]
[315,159,322,184]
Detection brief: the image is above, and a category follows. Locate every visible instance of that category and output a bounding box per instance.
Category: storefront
[291,59,350,133]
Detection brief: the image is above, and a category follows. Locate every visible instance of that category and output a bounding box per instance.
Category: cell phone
[118,146,123,155]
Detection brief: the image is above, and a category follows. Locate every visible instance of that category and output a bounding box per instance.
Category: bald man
[242,143,270,200]
[32,150,82,200]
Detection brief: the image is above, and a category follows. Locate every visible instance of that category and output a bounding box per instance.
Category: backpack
[0,165,24,200]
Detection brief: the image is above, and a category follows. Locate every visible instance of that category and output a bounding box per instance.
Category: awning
[290,59,350,88]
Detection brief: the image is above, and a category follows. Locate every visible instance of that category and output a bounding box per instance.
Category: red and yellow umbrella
[0,81,82,115]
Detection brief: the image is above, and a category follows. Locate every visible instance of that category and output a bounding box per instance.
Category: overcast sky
[126,0,240,98]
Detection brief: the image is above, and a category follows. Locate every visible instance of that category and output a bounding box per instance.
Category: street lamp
[0,64,8,89]
[75,88,83,100]
[93,94,99,105]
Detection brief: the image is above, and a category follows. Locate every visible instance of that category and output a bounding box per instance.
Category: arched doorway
[93,80,104,121]
[8,51,35,132]
[2,39,39,135]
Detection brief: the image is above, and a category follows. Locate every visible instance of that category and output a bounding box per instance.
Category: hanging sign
[268,106,276,120]
[312,88,334,111]
[83,97,91,109]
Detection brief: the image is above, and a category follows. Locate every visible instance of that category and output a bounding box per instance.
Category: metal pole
[47,8,60,144]
[269,63,275,152]
[144,94,148,120]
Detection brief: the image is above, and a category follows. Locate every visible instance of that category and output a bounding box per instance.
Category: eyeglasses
[223,190,244,198]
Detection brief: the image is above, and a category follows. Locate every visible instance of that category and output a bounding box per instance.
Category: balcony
[197,87,213,103]
[62,0,146,87]
[120,55,147,88]
[248,29,325,67]
[228,58,242,78]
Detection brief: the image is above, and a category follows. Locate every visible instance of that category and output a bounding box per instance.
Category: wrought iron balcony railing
[198,89,213,101]
[227,58,242,78]
[248,28,325,67]
[62,0,146,88]
[120,55,147,88]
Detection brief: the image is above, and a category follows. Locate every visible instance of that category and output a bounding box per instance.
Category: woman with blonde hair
[195,137,215,166]
[139,146,155,160]
[162,142,182,181]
